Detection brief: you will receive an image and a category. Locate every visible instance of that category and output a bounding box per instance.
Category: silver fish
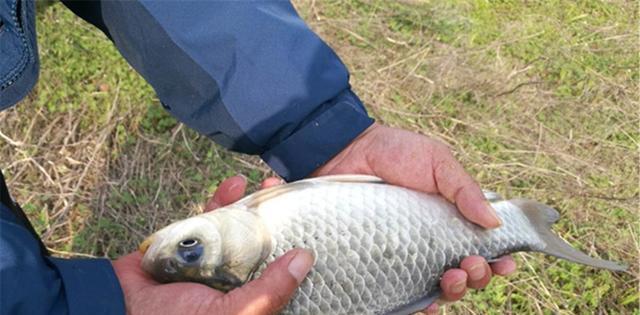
[139,175,626,315]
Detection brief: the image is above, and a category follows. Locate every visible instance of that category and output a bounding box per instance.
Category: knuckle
[215,295,236,315]
[470,277,491,290]
[263,291,290,313]
[432,140,453,158]
[252,274,296,312]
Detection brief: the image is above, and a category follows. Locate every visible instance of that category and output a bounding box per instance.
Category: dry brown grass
[0,1,637,313]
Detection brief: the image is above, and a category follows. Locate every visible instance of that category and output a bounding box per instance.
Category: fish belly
[253,182,543,315]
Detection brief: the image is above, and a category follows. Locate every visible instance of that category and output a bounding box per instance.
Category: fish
[139,175,627,315]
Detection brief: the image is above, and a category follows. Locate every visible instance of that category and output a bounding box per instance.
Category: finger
[204,175,247,212]
[460,256,492,289]
[424,303,439,314]
[490,255,517,276]
[432,145,501,229]
[260,177,283,189]
[222,249,314,315]
[440,268,467,301]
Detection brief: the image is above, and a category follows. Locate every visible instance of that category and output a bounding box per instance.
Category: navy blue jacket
[1,1,374,314]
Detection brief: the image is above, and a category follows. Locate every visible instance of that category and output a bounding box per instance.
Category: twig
[495,81,543,97]
[47,248,98,258]
[0,130,26,146]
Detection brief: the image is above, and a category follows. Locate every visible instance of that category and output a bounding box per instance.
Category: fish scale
[140,175,627,315]
[252,181,543,314]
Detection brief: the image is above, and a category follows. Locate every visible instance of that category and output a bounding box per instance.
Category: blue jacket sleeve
[68,1,374,181]
[0,204,125,315]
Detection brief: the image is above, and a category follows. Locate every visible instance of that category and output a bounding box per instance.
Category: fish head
[139,216,241,291]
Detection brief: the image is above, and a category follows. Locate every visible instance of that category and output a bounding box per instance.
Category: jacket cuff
[261,89,374,181]
[48,257,126,315]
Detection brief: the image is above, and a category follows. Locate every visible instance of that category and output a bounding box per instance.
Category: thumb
[223,249,314,315]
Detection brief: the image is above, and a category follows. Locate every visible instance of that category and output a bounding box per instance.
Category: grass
[0,1,637,313]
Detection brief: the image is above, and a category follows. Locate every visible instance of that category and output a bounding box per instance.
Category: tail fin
[513,199,627,272]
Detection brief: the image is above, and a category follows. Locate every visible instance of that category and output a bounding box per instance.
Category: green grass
[0,1,637,314]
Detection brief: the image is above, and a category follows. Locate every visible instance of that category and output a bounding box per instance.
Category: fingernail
[288,250,314,284]
[228,175,246,191]
[264,177,284,187]
[500,259,517,274]
[468,264,485,281]
[450,280,466,294]
[504,263,517,274]
[485,202,502,228]
[228,183,240,192]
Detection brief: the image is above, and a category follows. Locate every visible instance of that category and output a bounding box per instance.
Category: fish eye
[179,239,199,248]
[177,240,203,263]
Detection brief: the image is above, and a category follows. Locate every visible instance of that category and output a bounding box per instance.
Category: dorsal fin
[311,174,384,183]
[237,175,385,208]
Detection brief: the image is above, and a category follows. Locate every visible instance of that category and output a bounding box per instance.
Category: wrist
[311,122,383,176]
[261,89,374,181]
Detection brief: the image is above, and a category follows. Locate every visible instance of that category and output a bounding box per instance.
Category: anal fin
[383,290,441,315]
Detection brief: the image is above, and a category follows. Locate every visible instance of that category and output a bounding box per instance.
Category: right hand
[313,123,517,313]
[112,176,314,315]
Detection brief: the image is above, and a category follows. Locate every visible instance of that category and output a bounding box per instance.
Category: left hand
[112,176,311,315]
[313,123,517,313]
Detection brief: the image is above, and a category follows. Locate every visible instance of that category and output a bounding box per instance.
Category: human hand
[313,123,517,313]
[112,176,313,315]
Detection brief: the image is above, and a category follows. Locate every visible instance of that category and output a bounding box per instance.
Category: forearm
[0,204,125,314]
[66,1,373,181]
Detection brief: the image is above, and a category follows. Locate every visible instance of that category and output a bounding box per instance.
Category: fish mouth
[139,235,155,254]
[209,268,244,292]
[145,257,183,283]
[142,255,242,291]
